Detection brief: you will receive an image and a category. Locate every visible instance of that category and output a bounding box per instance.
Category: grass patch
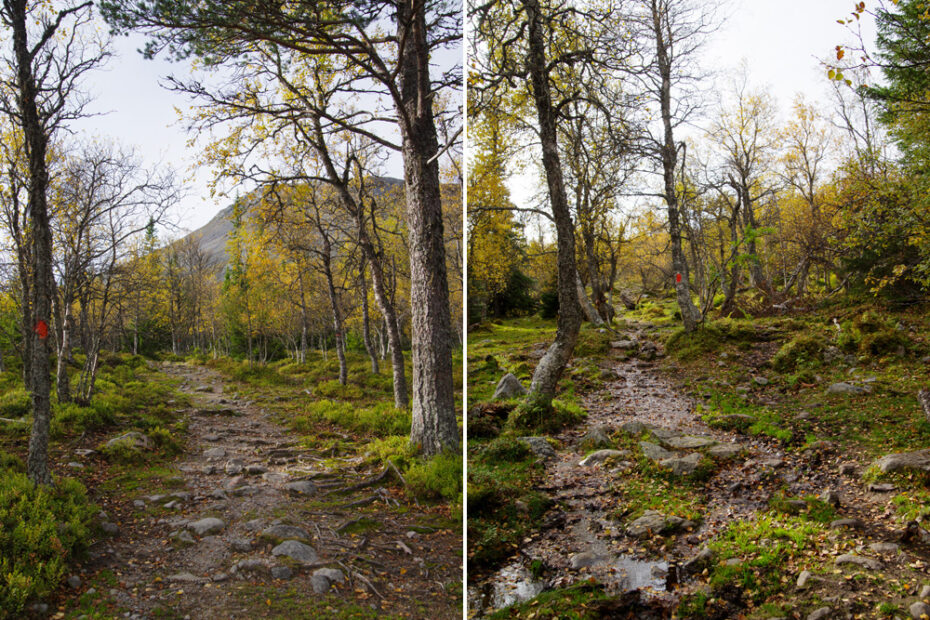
[487,581,619,620]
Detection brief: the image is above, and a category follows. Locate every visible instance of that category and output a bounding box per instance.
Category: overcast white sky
[503,0,878,208]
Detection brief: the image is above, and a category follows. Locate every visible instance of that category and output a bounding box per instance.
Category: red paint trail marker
[34,320,48,340]
[675,273,682,284]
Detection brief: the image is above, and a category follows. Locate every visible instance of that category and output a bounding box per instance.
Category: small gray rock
[835,554,881,570]
[820,490,841,507]
[753,376,769,386]
[230,538,253,552]
[826,382,869,395]
[314,568,344,584]
[838,463,857,475]
[493,373,527,399]
[166,572,202,583]
[869,482,897,492]
[261,524,311,542]
[105,431,151,450]
[518,437,557,459]
[224,459,245,475]
[708,443,743,459]
[67,575,82,589]
[868,542,900,554]
[569,551,603,569]
[683,547,714,575]
[659,453,702,476]
[310,573,332,594]
[919,584,930,599]
[663,436,717,450]
[640,441,674,462]
[133,500,145,509]
[100,522,120,536]
[830,518,864,530]
[188,517,225,536]
[270,566,294,580]
[808,608,832,620]
[796,570,813,588]
[284,481,316,495]
[910,602,930,619]
[244,519,264,531]
[203,447,226,459]
[271,540,319,564]
[873,450,930,475]
[579,449,628,467]
[234,559,270,574]
[246,464,267,475]
[581,426,612,449]
[620,421,649,435]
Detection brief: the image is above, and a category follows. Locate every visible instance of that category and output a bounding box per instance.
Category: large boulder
[873,449,930,474]
[493,373,528,400]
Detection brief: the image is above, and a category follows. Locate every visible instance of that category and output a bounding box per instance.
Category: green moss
[405,450,462,504]
[507,397,585,434]
[771,333,827,371]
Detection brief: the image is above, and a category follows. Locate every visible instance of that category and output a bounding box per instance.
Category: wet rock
[224,459,245,475]
[830,518,864,530]
[261,524,311,542]
[683,547,714,575]
[270,566,293,580]
[105,431,151,450]
[640,441,674,461]
[188,517,225,536]
[284,480,316,495]
[493,373,527,400]
[819,490,841,507]
[581,426,612,449]
[808,608,832,620]
[203,447,226,459]
[579,449,628,467]
[271,540,319,564]
[910,602,930,619]
[873,450,930,474]
[826,382,869,395]
[659,453,702,476]
[663,435,716,450]
[518,437,557,460]
[835,554,881,570]
[67,575,82,589]
[868,542,900,554]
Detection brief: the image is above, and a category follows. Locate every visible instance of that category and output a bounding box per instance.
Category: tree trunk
[320,241,347,385]
[359,258,380,374]
[652,0,701,332]
[575,269,603,325]
[522,0,582,413]
[12,0,54,486]
[395,0,458,455]
[56,303,73,404]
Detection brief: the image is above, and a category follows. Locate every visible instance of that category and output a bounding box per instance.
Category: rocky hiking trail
[469,323,930,619]
[61,362,461,620]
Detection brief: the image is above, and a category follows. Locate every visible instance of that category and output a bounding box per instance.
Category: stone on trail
[639,441,674,462]
[284,480,316,495]
[796,570,814,588]
[188,517,225,536]
[868,542,900,554]
[610,339,637,350]
[194,385,213,393]
[659,453,702,476]
[225,459,245,475]
[581,426,612,449]
[826,382,870,395]
[261,524,311,543]
[808,608,832,620]
[245,464,267,475]
[919,584,930,599]
[271,540,319,564]
[262,472,289,484]
[203,433,221,442]
[830,518,864,530]
[869,482,897,492]
[170,530,196,546]
[910,602,930,619]
[569,551,604,569]
[167,572,203,583]
[835,554,881,570]
[819,489,842,507]
[233,559,270,574]
[100,522,120,536]
[231,485,259,497]
[270,566,293,580]
[67,575,82,589]
[578,449,628,467]
[493,373,527,400]
[662,435,717,450]
[315,568,344,584]
[203,447,226,459]
[683,547,714,575]
[230,538,253,552]
[518,437,557,459]
[310,573,332,594]
[620,420,650,435]
[626,510,694,539]
[873,450,930,475]
[708,443,743,459]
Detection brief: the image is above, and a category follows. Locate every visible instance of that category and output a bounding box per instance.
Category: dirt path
[75,362,461,619]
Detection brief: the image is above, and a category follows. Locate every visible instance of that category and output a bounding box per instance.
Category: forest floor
[468,300,930,619]
[37,359,461,619]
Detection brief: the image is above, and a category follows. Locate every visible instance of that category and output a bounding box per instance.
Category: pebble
[796,570,813,588]
[225,459,245,475]
[67,575,82,589]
